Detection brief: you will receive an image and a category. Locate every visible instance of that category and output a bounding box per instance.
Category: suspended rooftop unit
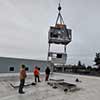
[47,3,72,69]
[48,24,72,45]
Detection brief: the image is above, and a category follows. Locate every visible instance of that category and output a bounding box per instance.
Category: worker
[18,64,27,94]
[45,66,50,81]
[33,66,40,83]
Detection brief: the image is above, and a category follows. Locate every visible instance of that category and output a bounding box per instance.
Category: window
[9,67,14,72]
[57,54,62,58]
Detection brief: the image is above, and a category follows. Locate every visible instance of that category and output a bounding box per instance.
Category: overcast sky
[0,0,100,66]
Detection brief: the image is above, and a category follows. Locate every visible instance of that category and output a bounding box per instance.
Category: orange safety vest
[34,68,39,76]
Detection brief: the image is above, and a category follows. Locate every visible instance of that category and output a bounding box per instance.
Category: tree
[72,65,78,73]
[81,63,86,69]
[87,66,92,71]
[94,53,100,70]
[78,60,82,67]
[77,60,86,69]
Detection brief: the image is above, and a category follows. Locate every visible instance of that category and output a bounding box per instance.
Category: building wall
[0,57,48,73]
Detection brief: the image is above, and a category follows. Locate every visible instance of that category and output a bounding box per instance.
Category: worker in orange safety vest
[33,66,40,83]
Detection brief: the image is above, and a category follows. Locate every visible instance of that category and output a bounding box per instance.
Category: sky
[0,0,100,66]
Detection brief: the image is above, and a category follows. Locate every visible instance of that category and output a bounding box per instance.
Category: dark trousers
[19,79,25,93]
[35,75,40,83]
[45,74,49,81]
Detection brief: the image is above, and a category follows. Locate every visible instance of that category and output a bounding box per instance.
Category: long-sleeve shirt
[19,68,27,80]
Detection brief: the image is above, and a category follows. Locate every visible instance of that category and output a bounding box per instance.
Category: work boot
[19,90,25,94]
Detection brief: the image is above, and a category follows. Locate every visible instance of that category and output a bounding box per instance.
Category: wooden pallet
[47,79,77,92]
